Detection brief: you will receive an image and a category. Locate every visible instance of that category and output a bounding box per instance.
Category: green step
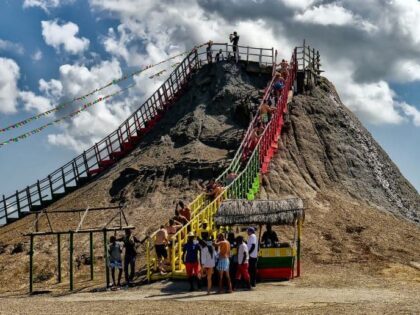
[252,177,260,194]
[247,192,255,201]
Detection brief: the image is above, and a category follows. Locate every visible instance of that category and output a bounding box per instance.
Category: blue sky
[0,0,419,198]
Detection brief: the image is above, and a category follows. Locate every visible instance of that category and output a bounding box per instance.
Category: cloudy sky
[0,0,419,198]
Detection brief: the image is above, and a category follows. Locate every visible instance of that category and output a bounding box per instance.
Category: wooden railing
[0,43,275,226]
[294,40,322,93]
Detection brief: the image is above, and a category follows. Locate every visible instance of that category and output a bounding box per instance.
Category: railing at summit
[0,43,275,226]
[146,47,298,281]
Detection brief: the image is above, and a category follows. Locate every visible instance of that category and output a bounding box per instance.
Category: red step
[129,135,141,143]
[261,162,269,174]
[122,141,134,151]
[110,151,125,159]
[87,168,104,176]
[264,156,272,164]
[98,159,115,168]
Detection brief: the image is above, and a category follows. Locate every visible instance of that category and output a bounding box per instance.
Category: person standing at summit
[230,31,240,62]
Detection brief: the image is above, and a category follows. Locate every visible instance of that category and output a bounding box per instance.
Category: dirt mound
[0,66,418,297]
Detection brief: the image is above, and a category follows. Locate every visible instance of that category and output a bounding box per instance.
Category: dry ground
[0,262,419,314]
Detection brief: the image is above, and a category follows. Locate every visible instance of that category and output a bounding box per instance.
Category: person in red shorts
[235,235,251,290]
[182,232,201,291]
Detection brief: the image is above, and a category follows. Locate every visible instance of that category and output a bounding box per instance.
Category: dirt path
[1,264,419,314]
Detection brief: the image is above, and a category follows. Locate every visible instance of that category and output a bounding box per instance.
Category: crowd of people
[180,227,262,294]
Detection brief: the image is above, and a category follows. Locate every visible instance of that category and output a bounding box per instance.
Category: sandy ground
[1,263,419,315]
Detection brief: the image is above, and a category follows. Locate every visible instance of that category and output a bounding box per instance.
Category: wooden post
[61,168,67,190]
[26,186,32,209]
[177,233,182,270]
[82,151,89,175]
[90,231,94,280]
[57,233,61,283]
[71,161,77,183]
[2,195,7,221]
[171,241,176,273]
[103,229,109,288]
[125,121,130,139]
[37,180,42,203]
[48,175,54,197]
[94,143,100,164]
[105,137,111,157]
[297,218,302,277]
[146,239,151,283]
[69,231,74,291]
[16,190,21,217]
[29,235,34,294]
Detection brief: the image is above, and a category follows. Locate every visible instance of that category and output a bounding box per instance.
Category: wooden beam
[24,225,135,236]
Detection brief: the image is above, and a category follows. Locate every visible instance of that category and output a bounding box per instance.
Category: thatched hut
[214,198,304,226]
[214,197,305,280]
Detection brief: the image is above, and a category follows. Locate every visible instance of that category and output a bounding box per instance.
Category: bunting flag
[0,43,206,134]
[0,84,134,148]
[148,69,167,79]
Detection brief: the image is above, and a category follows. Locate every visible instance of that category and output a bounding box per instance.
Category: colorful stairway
[146,48,298,281]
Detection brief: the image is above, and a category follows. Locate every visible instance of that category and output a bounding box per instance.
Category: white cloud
[41,20,90,54]
[18,91,53,113]
[58,59,122,98]
[387,0,420,44]
[0,57,20,114]
[399,103,420,127]
[31,49,43,61]
[47,98,134,152]
[294,3,376,32]
[392,59,420,83]
[39,78,63,100]
[45,59,138,151]
[325,60,404,125]
[23,0,75,12]
[281,0,317,10]
[0,39,24,55]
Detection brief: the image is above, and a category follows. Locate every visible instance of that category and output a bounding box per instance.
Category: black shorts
[155,245,167,259]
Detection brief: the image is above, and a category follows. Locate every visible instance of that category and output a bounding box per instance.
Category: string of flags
[0,84,134,148]
[0,43,206,134]
[148,69,167,79]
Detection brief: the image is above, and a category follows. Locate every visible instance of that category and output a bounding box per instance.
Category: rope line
[0,84,134,147]
[0,44,205,134]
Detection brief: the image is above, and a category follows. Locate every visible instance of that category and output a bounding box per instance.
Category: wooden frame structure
[25,205,134,293]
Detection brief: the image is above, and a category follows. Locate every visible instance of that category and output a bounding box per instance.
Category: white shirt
[201,245,216,268]
[247,233,259,258]
[237,243,249,264]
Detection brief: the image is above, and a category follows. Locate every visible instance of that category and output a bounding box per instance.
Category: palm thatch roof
[214,198,304,226]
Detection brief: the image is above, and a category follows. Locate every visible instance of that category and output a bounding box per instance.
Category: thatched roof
[214,198,304,226]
